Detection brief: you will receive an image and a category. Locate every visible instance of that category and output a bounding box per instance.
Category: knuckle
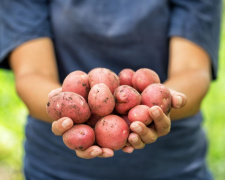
[145,136,157,144]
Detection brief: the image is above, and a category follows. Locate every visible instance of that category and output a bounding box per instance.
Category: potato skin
[95,115,129,150]
[88,67,120,93]
[88,83,115,116]
[132,68,160,93]
[114,85,142,115]
[46,92,91,124]
[118,68,135,86]
[128,105,152,125]
[62,70,90,100]
[86,113,102,128]
[141,83,172,115]
[63,124,95,150]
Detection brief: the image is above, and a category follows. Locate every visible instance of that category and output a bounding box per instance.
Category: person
[0,0,222,179]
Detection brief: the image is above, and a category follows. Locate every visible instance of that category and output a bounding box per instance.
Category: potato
[62,70,90,100]
[86,113,102,128]
[95,114,129,150]
[128,105,152,125]
[63,124,95,150]
[141,83,172,115]
[88,83,115,116]
[46,92,91,123]
[114,85,141,114]
[132,68,160,93]
[121,115,131,129]
[118,68,135,86]
[88,67,120,93]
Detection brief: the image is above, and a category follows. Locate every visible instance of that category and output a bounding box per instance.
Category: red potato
[46,92,91,124]
[88,83,115,116]
[114,85,142,114]
[62,70,90,100]
[86,114,102,128]
[121,115,131,127]
[95,114,129,150]
[88,67,120,93]
[118,68,135,86]
[128,105,152,125]
[141,83,172,115]
[63,124,95,150]
[132,68,160,93]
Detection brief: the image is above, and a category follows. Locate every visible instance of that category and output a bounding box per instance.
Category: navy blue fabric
[0,0,221,179]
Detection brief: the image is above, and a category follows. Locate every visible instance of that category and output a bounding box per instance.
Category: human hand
[49,88,186,157]
[122,89,187,153]
[52,117,114,159]
[49,88,114,159]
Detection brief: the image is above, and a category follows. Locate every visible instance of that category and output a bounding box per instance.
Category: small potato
[141,83,172,115]
[95,115,129,150]
[46,92,91,124]
[121,115,131,127]
[128,105,152,125]
[88,83,115,116]
[132,68,160,93]
[114,85,141,115]
[118,68,135,86]
[62,70,90,100]
[63,124,95,150]
[86,114,102,128]
[88,67,120,93]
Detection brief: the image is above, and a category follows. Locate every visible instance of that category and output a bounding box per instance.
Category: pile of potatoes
[46,67,172,151]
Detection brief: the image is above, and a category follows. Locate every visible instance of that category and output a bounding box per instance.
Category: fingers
[122,143,134,153]
[52,117,73,136]
[97,148,114,158]
[169,89,187,109]
[75,146,114,159]
[128,132,145,149]
[149,106,171,137]
[130,122,158,146]
[128,105,170,149]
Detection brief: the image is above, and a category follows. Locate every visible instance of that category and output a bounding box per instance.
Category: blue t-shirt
[0,0,222,179]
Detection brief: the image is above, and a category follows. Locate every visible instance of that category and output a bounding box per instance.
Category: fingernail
[132,123,142,133]
[131,136,138,143]
[91,150,100,157]
[152,107,160,117]
[102,152,111,157]
[128,149,134,153]
[176,96,183,107]
[62,119,72,128]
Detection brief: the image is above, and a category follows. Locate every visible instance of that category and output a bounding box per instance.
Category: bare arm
[9,37,61,123]
[164,36,211,120]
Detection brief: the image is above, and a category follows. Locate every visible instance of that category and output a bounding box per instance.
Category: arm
[123,36,211,150]
[164,36,211,120]
[9,37,61,123]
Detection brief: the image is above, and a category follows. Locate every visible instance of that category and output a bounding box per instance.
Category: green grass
[0,7,225,180]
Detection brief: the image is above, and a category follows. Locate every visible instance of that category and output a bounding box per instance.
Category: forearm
[9,37,60,123]
[16,73,61,122]
[165,37,211,121]
[164,69,210,120]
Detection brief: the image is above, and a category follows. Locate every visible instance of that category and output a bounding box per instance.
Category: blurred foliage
[202,4,225,180]
[0,70,27,180]
[0,3,225,180]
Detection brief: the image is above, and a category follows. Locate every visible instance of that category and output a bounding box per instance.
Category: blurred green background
[0,6,225,180]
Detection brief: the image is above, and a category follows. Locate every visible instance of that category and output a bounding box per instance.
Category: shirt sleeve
[168,0,222,79]
[0,0,51,69]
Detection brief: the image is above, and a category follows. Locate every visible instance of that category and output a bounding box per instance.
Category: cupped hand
[122,89,187,153]
[49,87,187,157]
[52,117,114,159]
[49,87,114,159]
